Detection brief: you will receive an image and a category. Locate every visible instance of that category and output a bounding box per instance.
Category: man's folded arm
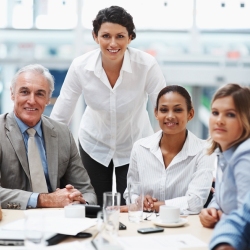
[0,187,33,210]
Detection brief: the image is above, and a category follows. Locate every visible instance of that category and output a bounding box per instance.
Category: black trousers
[79,143,128,207]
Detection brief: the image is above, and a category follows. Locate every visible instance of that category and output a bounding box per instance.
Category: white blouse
[50,47,166,167]
[124,130,215,214]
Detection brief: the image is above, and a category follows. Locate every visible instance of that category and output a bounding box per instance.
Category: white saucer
[152,217,188,227]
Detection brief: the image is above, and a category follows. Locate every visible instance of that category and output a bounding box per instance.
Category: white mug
[64,205,85,218]
[159,205,180,223]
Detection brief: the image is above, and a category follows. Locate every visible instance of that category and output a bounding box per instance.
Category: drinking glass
[24,213,45,249]
[103,192,120,238]
[127,182,144,222]
[92,193,122,250]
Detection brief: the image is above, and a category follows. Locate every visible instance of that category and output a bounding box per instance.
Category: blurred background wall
[0,0,250,142]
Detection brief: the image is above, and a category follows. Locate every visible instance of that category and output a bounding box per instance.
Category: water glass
[24,213,45,249]
[93,193,122,249]
[103,192,120,238]
[128,182,144,223]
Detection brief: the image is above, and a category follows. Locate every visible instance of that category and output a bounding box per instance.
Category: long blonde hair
[208,83,250,155]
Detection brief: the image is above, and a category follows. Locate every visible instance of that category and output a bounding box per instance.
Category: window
[36,0,77,29]
[0,0,7,28]
[197,0,250,29]
[82,0,193,30]
[12,0,33,29]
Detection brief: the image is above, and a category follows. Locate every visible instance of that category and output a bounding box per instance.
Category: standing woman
[50,6,166,206]
[199,83,250,228]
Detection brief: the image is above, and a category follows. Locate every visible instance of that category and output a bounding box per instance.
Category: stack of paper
[117,234,207,250]
[2,210,97,235]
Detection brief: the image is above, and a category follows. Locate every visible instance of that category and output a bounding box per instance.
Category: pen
[90,228,100,250]
[91,239,98,250]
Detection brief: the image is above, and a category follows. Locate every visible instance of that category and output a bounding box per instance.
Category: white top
[51,47,166,167]
[124,130,215,214]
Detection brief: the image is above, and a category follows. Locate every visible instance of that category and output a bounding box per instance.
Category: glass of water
[127,182,144,223]
[24,213,45,249]
[103,192,120,238]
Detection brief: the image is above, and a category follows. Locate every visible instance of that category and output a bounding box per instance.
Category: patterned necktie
[27,128,48,193]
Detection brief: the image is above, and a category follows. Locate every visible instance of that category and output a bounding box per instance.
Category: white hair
[11,64,55,98]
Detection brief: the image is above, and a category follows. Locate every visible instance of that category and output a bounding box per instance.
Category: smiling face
[155,92,194,136]
[11,71,50,127]
[209,96,243,151]
[93,22,132,65]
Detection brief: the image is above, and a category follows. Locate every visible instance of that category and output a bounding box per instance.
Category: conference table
[0,209,213,249]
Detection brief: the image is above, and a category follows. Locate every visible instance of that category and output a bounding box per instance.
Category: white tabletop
[0,209,213,249]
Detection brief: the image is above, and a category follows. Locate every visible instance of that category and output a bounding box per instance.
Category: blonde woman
[199,83,250,228]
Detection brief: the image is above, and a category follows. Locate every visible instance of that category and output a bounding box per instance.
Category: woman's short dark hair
[155,85,193,112]
[92,6,136,40]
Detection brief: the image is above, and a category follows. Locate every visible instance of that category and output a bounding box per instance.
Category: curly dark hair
[92,6,136,40]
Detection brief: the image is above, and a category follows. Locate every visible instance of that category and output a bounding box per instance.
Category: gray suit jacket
[0,112,97,209]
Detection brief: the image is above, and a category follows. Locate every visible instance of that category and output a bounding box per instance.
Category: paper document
[117,234,207,249]
[47,241,83,249]
[2,210,96,235]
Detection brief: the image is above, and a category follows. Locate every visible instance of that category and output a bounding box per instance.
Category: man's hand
[65,184,86,203]
[37,184,86,208]
[199,207,222,228]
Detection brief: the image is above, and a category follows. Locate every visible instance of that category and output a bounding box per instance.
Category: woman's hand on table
[120,196,165,213]
[120,205,129,213]
[199,207,222,228]
[150,201,165,212]
[143,195,157,211]
[143,195,164,212]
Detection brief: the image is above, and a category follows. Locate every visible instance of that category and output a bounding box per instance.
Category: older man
[0,64,97,209]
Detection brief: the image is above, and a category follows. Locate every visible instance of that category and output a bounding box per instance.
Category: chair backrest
[203,181,215,208]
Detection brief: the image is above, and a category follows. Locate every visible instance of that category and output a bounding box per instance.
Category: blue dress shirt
[208,139,250,215]
[210,191,250,250]
[14,115,52,208]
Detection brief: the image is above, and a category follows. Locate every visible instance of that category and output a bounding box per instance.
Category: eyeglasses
[144,210,159,221]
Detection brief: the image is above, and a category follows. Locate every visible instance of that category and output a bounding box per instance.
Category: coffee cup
[64,205,85,218]
[159,205,180,223]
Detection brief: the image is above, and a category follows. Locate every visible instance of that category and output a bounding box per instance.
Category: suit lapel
[6,112,31,180]
[42,116,58,191]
